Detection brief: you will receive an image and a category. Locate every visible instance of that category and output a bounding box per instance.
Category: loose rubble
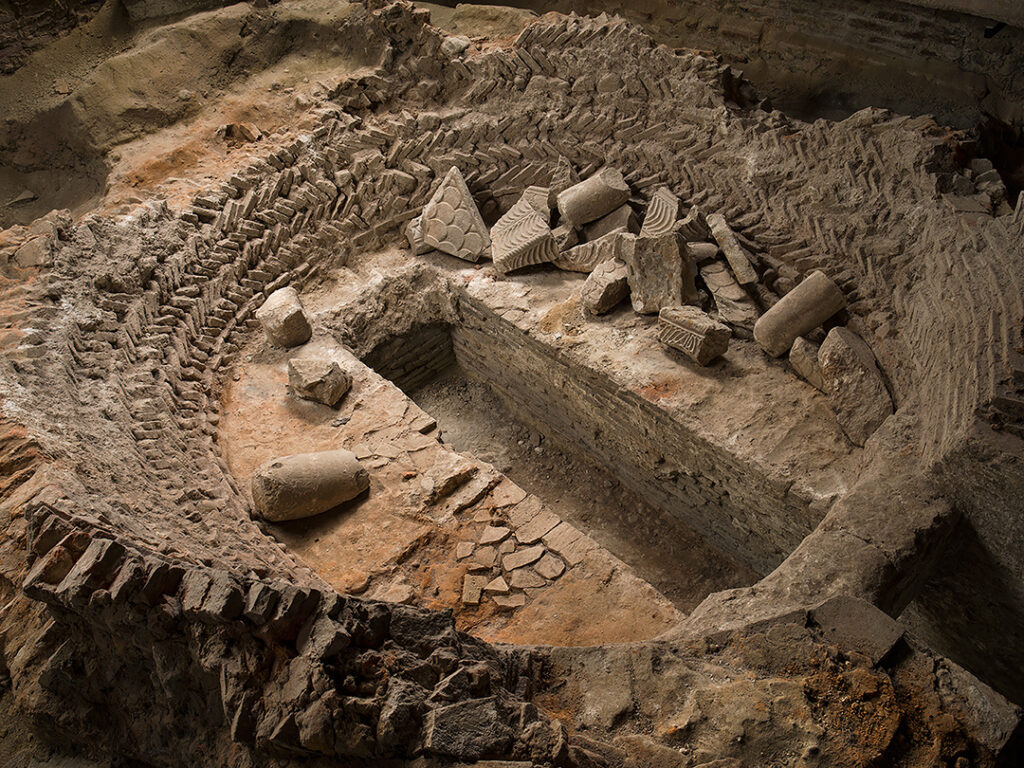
[256,286,312,348]
[287,358,352,406]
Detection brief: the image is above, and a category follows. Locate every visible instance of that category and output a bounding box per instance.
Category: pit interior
[362,319,759,612]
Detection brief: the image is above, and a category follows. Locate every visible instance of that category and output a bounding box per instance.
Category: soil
[408,365,760,612]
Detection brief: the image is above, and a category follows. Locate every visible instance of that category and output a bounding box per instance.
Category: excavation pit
[218,248,855,646]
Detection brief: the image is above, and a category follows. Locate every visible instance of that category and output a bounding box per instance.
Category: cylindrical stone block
[753,270,846,357]
[251,449,369,521]
[556,167,630,226]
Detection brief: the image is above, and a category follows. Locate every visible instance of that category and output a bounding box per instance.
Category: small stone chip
[462,574,488,605]
[534,553,566,580]
[455,542,474,560]
[515,510,560,545]
[484,576,510,594]
[492,593,527,609]
[510,567,546,589]
[502,544,546,571]
[472,546,497,568]
[479,526,511,545]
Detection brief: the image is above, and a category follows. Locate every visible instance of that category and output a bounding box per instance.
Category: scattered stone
[479,526,511,545]
[440,35,471,57]
[686,241,719,264]
[753,270,846,357]
[492,593,527,609]
[484,576,510,594]
[556,167,631,226]
[624,233,694,314]
[552,223,579,251]
[583,203,638,241]
[514,509,561,545]
[462,574,488,605]
[502,544,545,571]
[509,567,545,589]
[675,205,710,241]
[455,542,474,560]
[554,231,629,273]
[497,539,516,555]
[658,306,731,366]
[522,185,552,214]
[288,358,351,406]
[811,595,903,665]
[383,584,416,605]
[421,166,490,262]
[818,327,894,446]
[405,214,431,254]
[581,258,630,315]
[543,523,595,566]
[706,213,758,286]
[251,449,369,521]
[534,553,565,580]
[548,155,580,209]
[490,195,558,274]
[422,697,513,759]
[256,287,312,347]
[640,187,680,238]
[223,122,262,142]
[472,546,498,568]
[790,337,825,391]
[699,260,759,335]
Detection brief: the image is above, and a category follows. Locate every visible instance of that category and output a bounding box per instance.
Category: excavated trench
[356,290,810,612]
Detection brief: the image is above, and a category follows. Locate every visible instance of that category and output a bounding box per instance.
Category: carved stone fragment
[553,231,629,273]
[624,233,696,314]
[490,195,558,274]
[675,205,711,241]
[251,450,369,522]
[641,187,680,238]
[421,166,490,262]
[658,306,732,366]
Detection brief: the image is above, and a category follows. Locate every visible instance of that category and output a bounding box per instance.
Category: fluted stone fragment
[641,187,680,238]
[490,195,558,274]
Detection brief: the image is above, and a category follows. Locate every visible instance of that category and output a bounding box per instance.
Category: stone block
[580,258,629,315]
[658,306,731,366]
[490,196,558,274]
[811,595,903,665]
[675,205,710,241]
[422,166,490,262]
[256,287,312,348]
[583,203,638,241]
[288,358,351,406]
[462,574,488,605]
[818,327,893,446]
[624,233,695,314]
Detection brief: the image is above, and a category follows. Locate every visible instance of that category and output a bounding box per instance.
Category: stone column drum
[251,449,369,521]
[556,167,630,226]
[753,270,846,357]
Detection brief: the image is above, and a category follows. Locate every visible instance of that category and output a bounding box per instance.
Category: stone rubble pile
[413,163,895,443]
